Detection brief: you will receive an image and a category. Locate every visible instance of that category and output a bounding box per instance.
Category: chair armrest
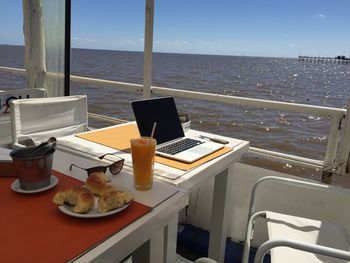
[242,211,267,263]
[254,239,350,263]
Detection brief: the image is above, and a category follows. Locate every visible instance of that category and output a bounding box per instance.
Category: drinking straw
[150,122,157,138]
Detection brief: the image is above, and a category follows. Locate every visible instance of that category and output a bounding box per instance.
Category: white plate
[58,187,133,218]
[11,176,59,194]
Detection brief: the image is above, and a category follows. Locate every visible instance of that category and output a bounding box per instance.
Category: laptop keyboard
[157,138,203,155]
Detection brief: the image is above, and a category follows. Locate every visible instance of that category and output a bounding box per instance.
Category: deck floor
[117,223,271,263]
[177,224,271,263]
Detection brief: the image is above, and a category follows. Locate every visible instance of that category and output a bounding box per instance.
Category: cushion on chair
[266,211,350,263]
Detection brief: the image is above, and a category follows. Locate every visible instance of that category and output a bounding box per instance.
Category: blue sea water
[1,45,349,178]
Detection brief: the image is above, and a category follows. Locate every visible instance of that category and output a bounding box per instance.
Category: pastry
[85,171,111,195]
[53,186,95,213]
[55,170,134,214]
[97,184,133,213]
[98,190,124,213]
[98,184,122,213]
[117,191,133,204]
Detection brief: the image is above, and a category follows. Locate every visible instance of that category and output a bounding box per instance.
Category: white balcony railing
[1,65,349,177]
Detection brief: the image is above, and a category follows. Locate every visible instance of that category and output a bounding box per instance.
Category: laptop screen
[131,97,185,145]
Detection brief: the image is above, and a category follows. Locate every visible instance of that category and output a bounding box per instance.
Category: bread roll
[53,187,95,214]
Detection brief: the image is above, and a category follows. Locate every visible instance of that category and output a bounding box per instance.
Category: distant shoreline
[0,43,295,60]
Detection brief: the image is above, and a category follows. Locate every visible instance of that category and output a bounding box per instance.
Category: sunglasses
[69,154,124,176]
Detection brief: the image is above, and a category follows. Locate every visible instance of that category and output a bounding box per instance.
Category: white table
[57,123,250,262]
[53,149,188,263]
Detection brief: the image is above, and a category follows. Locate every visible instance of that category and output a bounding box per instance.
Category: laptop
[131,97,224,163]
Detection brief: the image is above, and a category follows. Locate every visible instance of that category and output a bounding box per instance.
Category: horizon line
[0,43,297,59]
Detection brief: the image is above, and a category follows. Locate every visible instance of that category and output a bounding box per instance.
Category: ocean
[1,45,349,180]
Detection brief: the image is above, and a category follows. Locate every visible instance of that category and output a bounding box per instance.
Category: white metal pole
[22,0,47,92]
[143,0,154,99]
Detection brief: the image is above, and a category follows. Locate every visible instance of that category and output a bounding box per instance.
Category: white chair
[0,88,46,146]
[243,176,350,263]
[10,95,88,148]
[194,176,350,263]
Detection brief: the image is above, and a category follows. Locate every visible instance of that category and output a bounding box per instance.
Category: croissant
[97,185,124,213]
[86,171,111,195]
[98,185,134,213]
[100,184,118,195]
[117,191,133,204]
[84,171,133,213]
[53,187,95,214]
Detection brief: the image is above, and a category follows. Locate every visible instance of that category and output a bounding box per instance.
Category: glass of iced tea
[130,137,156,191]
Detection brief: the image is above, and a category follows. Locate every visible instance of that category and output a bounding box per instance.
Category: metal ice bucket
[10,147,55,190]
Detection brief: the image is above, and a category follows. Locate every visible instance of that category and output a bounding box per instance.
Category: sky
[1,0,350,58]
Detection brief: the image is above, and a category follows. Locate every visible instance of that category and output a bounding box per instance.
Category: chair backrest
[0,88,46,146]
[10,95,88,147]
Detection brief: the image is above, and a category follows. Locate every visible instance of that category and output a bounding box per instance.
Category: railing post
[322,114,343,183]
[143,0,154,99]
[335,98,350,177]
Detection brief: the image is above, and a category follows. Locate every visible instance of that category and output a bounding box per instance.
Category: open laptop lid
[131,97,185,145]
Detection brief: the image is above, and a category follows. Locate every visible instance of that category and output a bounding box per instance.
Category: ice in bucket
[130,137,156,191]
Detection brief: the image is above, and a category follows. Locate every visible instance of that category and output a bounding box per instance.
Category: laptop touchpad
[187,145,213,154]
